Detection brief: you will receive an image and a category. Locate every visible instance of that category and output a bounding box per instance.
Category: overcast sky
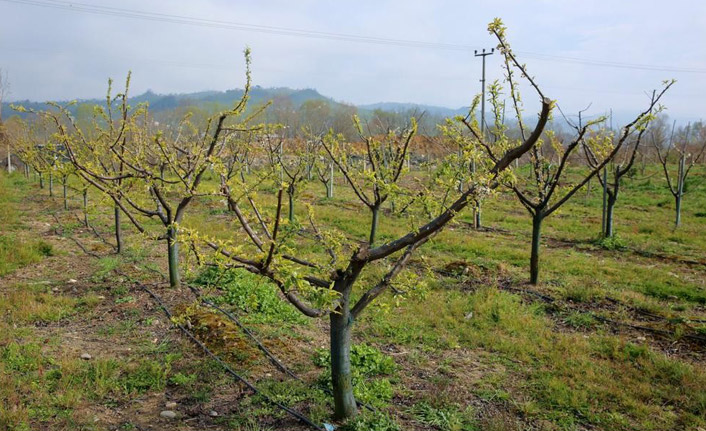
[1,0,704,122]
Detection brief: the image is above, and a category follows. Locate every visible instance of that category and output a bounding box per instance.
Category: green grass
[0,173,54,276]
[410,401,477,431]
[2,164,706,430]
[193,266,307,324]
[361,287,706,430]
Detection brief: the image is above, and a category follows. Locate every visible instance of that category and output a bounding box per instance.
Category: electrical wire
[2,0,706,74]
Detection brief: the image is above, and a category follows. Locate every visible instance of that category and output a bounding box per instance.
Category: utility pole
[473,47,494,229]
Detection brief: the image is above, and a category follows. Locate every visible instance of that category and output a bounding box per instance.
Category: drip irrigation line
[73,213,119,251]
[603,296,706,325]
[48,219,325,429]
[493,282,706,345]
[187,283,377,412]
[186,283,300,380]
[133,279,327,431]
[454,220,706,268]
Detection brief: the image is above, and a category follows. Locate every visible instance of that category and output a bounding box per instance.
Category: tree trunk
[369,206,380,246]
[288,187,295,223]
[330,285,356,420]
[328,163,334,198]
[114,204,123,254]
[601,167,607,235]
[39,172,44,188]
[675,154,685,229]
[474,205,481,230]
[605,196,616,238]
[530,212,543,285]
[83,189,89,227]
[49,172,53,197]
[675,193,682,229]
[167,225,180,288]
[62,178,68,210]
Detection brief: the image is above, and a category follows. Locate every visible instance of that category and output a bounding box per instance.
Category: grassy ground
[1,163,705,431]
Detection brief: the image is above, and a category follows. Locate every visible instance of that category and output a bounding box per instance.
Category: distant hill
[6,87,691,127]
[3,87,467,122]
[2,86,339,119]
[130,86,334,111]
[359,102,468,118]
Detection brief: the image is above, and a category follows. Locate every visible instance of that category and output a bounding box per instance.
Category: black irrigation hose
[187,283,377,413]
[603,296,706,325]
[50,222,326,430]
[186,283,300,380]
[136,281,327,431]
[493,282,706,345]
[74,213,118,252]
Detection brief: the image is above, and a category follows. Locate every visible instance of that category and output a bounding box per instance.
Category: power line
[2,0,706,75]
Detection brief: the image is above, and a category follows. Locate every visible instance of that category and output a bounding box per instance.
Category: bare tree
[654,121,706,228]
[194,19,551,420]
[264,131,309,222]
[321,116,417,246]
[457,27,672,284]
[584,120,653,238]
[24,50,263,287]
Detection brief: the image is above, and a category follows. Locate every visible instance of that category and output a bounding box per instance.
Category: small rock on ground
[160,410,177,419]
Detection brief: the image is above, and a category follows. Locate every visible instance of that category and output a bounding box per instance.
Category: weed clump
[314,344,397,407]
[193,266,304,324]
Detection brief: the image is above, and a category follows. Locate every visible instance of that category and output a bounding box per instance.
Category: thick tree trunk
[114,204,123,254]
[330,286,356,420]
[369,206,380,246]
[530,212,543,285]
[167,225,180,288]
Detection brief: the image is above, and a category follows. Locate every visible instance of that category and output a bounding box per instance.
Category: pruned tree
[189,19,551,420]
[23,50,263,287]
[654,121,706,228]
[312,140,335,198]
[584,116,656,238]
[8,116,56,190]
[321,115,418,246]
[263,130,309,222]
[468,28,673,284]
